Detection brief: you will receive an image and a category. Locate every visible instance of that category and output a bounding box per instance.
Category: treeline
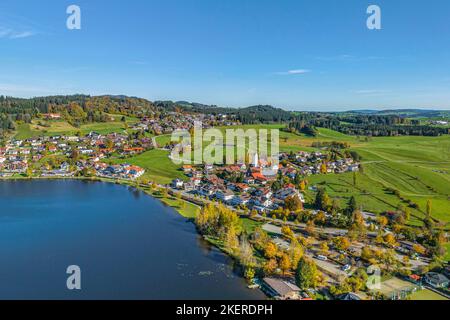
[0,95,159,130]
[0,95,71,132]
[327,123,448,137]
[285,121,318,136]
[156,101,295,124]
[295,113,449,137]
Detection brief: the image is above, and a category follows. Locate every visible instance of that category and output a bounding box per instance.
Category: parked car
[316,255,328,261]
[342,264,351,272]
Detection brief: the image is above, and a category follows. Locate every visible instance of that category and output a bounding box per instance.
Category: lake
[0,180,265,300]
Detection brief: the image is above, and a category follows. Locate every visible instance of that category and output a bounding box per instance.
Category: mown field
[109,149,185,185]
[410,289,448,301]
[14,116,139,139]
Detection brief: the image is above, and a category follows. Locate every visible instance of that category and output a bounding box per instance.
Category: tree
[413,244,427,255]
[289,239,304,269]
[320,163,328,174]
[70,149,80,162]
[264,242,278,259]
[378,216,388,228]
[26,166,33,178]
[299,180,306,191]
[346,196,357,216]
[306,220,315,236]
[384,233,398,247]
[285,195,303,212]
[319,241,329,255]
[279,254,292,275]
[244,268,255,282]
[353,172,357,187]
[296,257,320,290]
[315,188,331,211]
[238,238,256,268]
[333,236,351,251]
[281,225,294,239]
[224,226,239,253]
[263,259,278,275]
[426,199,432,219]
[315,211,327,225]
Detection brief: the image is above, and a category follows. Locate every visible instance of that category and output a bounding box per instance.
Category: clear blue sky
[1,0,450,111]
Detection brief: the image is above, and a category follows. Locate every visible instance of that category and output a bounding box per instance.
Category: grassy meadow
[14,116,139,139]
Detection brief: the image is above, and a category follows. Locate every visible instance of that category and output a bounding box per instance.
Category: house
[42,113,61,120]
[262,278,301,300]
[235,183,250,192]
[337,292,362,300]
[243,177,255,185]
[182,165,193,174]
[216,189,235,202]
[171,179,184,189]
[252,196,272,208]
[122,147,144,155]
[424,272,449,289]
[274,188,305,203]
[347,164,359,172]
[251,172,268,184]
[127,166,145,179]
[230,194,250,206]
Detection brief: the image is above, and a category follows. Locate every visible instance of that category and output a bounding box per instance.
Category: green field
[110,149,185,185]
[410,289,448,301]
[144,188,200,218]
[445,243,450,262]
[15,117,139,139]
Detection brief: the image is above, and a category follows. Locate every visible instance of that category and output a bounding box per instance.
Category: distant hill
[346,109,450,118]
[155,101,294,123]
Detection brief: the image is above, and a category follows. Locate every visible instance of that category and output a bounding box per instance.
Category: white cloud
[129,60,148,65]
[276,69,311,75]
[0,26,35,39]
[9,31,35,39]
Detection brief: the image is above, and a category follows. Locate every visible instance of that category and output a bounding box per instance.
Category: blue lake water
[0,180,265,300]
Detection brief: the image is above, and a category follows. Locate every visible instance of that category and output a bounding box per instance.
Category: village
[0,131,147,180]
[170,151,360,215]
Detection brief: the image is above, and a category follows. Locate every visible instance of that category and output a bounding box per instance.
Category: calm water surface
[0,180,265,300]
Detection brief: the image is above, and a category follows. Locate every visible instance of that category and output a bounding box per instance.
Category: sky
[0,0,450,111]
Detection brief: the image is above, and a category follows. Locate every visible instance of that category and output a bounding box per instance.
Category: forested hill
[1,94,449,137]
[346,109,450,118]
[0,95,160,132]
[155,100,295,123]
